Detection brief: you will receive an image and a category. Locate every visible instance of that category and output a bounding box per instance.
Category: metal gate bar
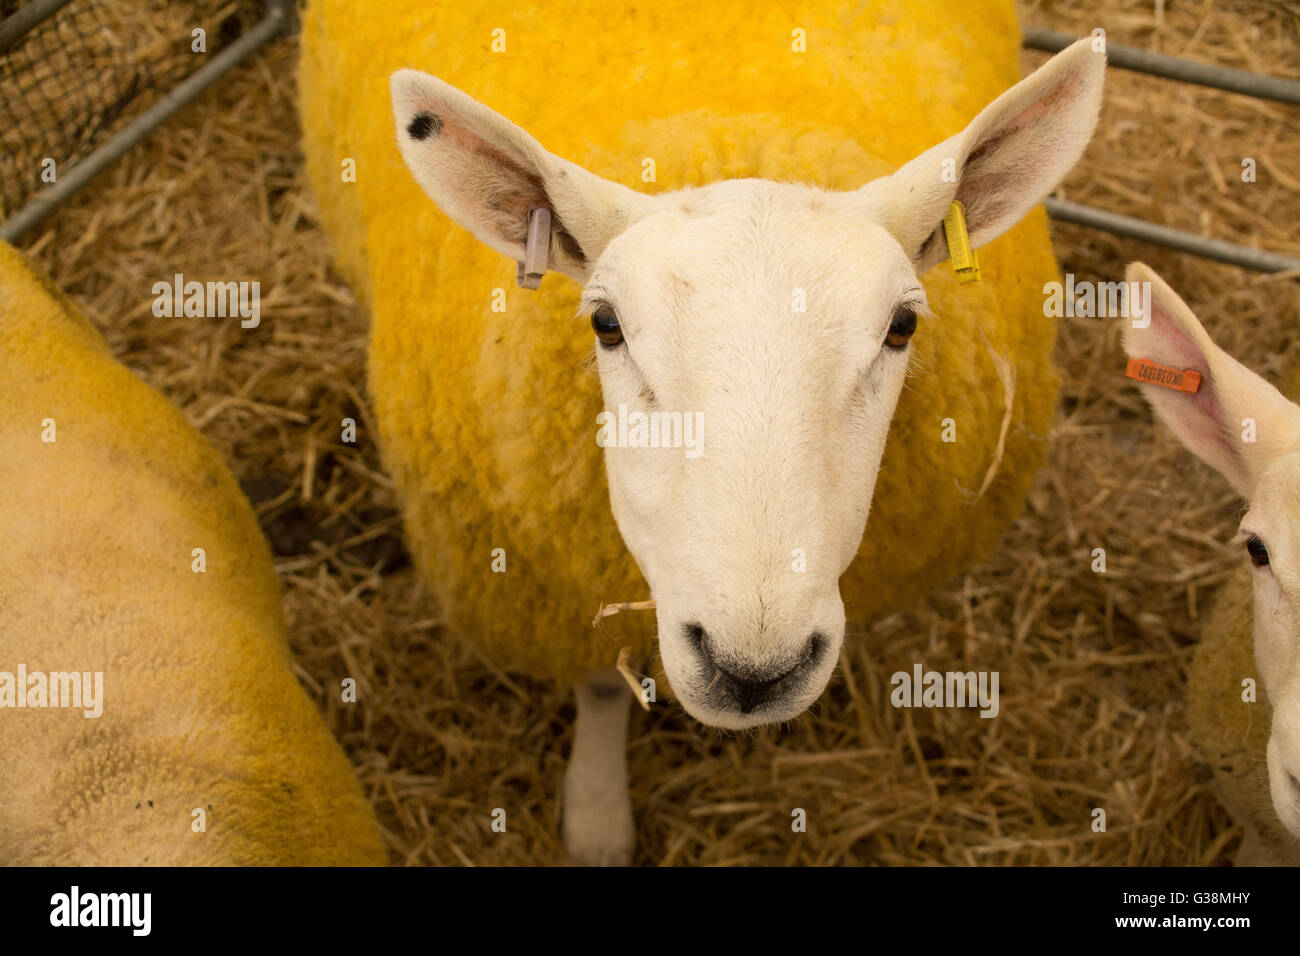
[1024,28,1300,275]
[1023,27,1300,105]
[1045,198,1300,275]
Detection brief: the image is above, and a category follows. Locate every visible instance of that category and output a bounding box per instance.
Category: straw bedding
[10,0,1300,864]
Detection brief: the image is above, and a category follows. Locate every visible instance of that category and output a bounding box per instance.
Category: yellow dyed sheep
[1121,262,1300,865]
[300,0,1104,862]
[0,242,387,866]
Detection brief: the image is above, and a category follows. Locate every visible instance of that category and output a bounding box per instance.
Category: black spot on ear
[407,112,441,140]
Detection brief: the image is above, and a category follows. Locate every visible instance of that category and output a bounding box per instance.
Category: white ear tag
[516,207,551,290]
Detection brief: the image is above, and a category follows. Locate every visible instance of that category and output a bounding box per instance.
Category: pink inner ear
[1142,296,1233,459]
[412,95,553,248]
[420,96,528,176]
[442,116,489,153]
[1000,72,1081,135]
[963,73,1081,175]
[425,98,518,167]
[402,91,586,265]
[957,73,1083,232]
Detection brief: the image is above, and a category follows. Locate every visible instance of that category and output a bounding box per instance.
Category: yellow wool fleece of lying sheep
[0,243,387,866]
[299,0,1062,684]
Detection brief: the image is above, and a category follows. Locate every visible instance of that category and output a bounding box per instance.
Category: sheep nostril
[1288,772,1300,797]
[804,631,827,666]
[684,623,706,652]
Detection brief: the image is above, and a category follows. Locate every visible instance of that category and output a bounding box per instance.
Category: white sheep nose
[1278,741,1300,800]
[1267,730,1300,834]
[685,623,828,713]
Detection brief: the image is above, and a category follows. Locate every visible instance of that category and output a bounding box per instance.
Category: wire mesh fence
[0,0,263,219]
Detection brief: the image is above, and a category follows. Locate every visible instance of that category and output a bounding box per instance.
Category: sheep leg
[563,668,635,865]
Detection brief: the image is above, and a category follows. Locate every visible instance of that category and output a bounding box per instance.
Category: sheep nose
[687,624,825,713]
[1273,728,1300,796]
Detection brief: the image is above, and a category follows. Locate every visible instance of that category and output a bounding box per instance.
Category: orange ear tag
[1125,357,1202,394]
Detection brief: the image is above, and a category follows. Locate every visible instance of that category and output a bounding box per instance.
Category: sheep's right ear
[1122,262,1300,497]
[863,37,1105,273]
[390,70,645,283]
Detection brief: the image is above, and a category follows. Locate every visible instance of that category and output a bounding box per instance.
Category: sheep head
[1123,261,1300,841]
[391,38,1104,729]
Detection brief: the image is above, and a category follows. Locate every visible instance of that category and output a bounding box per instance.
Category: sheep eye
[1246,535,1270,568]
[885,307,917,349]
[592,305,623,347]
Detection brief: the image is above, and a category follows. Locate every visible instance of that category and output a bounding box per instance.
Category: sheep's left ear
[1121,262,1300,498]
[861,37,1105,274]
[390,69,647,283]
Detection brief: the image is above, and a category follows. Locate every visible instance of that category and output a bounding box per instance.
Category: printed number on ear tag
[1124,357,1202,394]
[942,200,980,285]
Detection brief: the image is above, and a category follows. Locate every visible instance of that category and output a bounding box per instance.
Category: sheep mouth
[680,658,828,729]
[680,688,821,732]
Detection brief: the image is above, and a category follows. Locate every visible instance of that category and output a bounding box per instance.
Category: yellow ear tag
[942,200,980,285]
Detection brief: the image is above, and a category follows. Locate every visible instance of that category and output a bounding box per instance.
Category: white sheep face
[1123,262,1300,841]
[585,182,920,728]
[391,39,1104,728]
[1240,458,1300,838]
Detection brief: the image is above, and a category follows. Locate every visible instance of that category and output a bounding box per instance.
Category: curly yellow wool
[300,0,1062,684]
[0,243,386,865]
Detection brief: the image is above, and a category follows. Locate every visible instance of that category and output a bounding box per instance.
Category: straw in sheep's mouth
[591,599,656,628]
[593,600,658,708]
